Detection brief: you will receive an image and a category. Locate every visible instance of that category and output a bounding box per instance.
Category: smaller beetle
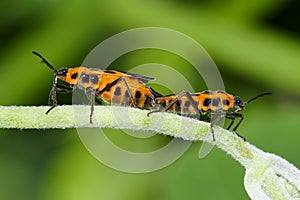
[149,90,271,140]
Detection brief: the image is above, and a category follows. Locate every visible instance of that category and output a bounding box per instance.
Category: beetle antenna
[32,51,57,74]
[245,92,272,105]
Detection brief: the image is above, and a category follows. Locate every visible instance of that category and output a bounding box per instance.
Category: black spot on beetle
[135,91,141,99]
[161,101,166,107]
[175,100,181,112]
[176,100,181,107]
[203,98,212,106]
[212,98,220,107]
[71,72,78,79]
[125,90,130,98]
[81,73,89,83]
[91,75,99,85]
[114,87,121,96]
[184,101,190,107]
[223,99,230,106]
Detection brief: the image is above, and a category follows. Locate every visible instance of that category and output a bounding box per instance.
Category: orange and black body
[154,90,238,114]
[33,51,162,123]
[150,90,271,140]
[57,67,160,108]
[33,51,270,140]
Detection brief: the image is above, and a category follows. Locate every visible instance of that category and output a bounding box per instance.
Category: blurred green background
[1,0,300,199]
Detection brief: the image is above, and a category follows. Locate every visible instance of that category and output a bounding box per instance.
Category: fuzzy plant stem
[0,105,300,199]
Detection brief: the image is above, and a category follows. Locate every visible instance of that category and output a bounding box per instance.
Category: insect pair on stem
[33,51,271,141]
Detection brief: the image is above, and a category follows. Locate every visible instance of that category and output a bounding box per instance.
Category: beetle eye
[234,96,243,107]
[56,68,68,76]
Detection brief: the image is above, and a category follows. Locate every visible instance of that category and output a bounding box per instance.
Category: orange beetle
[33,51,161,123]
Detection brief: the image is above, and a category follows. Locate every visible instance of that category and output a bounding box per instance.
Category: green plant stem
[0,105,300,199]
